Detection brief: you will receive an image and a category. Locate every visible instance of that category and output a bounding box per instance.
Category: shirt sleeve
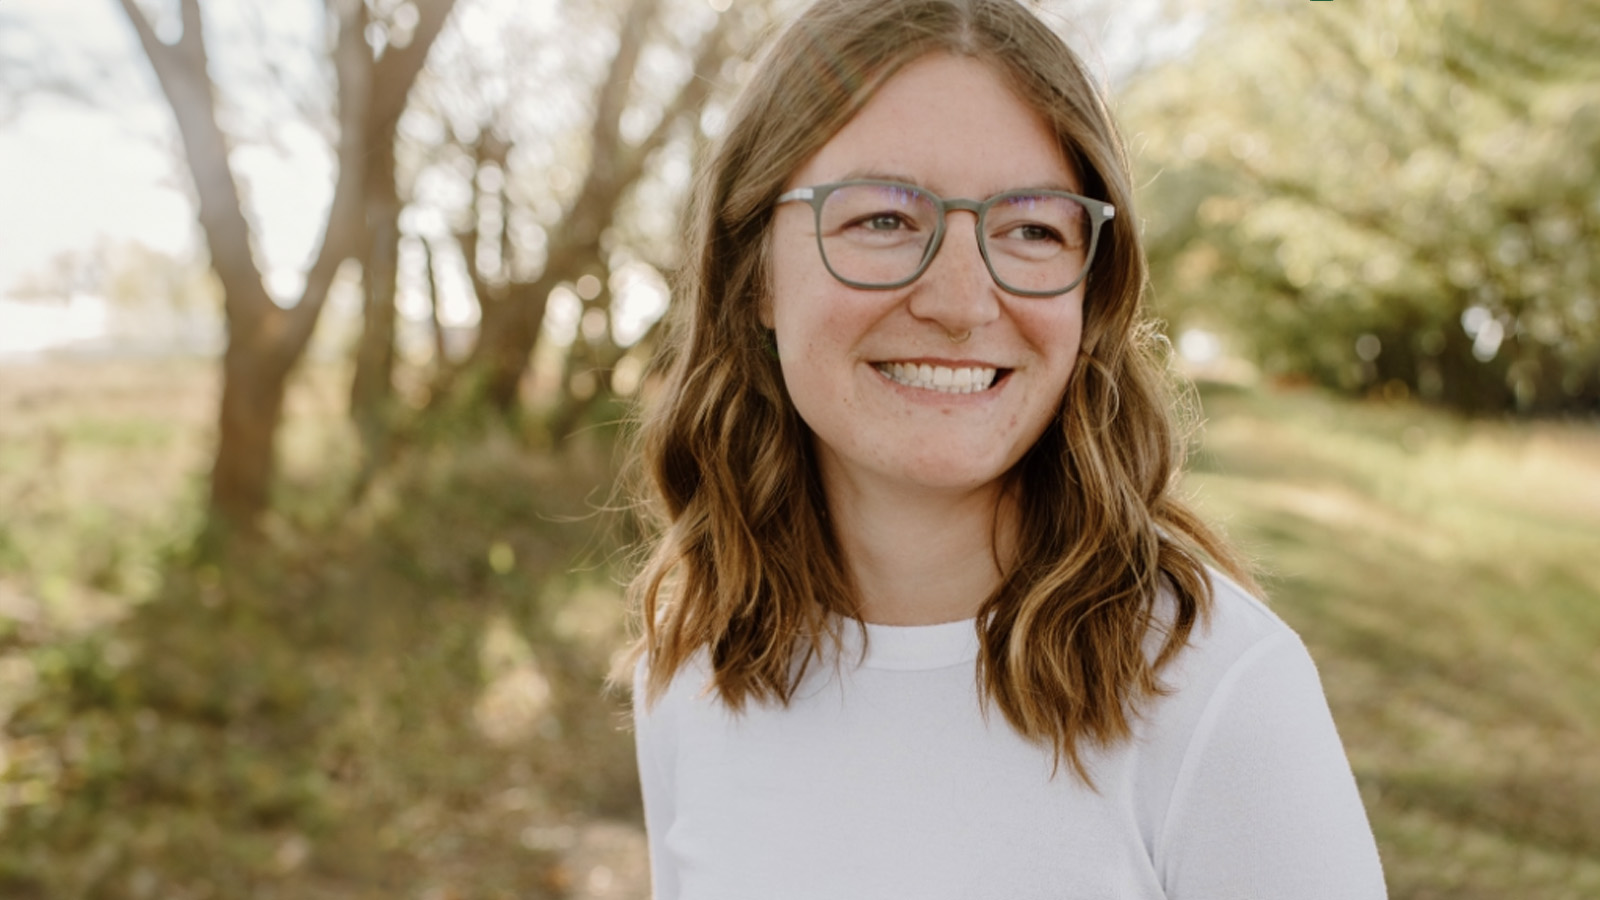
[634,658,681,900]
[1157,631,1388,899]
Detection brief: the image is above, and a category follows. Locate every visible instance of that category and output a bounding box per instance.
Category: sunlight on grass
[0,360,214,635]
[1186,382,1600,898]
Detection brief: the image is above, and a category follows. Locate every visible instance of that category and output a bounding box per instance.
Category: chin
[893,460,1012,493]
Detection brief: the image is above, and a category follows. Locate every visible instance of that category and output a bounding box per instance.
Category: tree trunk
[350,145,401,440]
[472,277,552,411]
[211,343,291,530]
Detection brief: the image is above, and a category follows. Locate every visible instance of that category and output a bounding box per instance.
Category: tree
[393,0,762,431]
[346,2,454,454]
[1126,0,1600,413]
[115,0,457,535]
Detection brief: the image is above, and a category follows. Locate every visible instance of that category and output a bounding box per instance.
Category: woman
[623,0,1387,897]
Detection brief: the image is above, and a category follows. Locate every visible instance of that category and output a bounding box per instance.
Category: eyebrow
[835,169,929,189]
[834,169,1083,197]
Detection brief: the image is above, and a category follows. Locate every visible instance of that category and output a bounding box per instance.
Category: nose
[906,211,1000,336]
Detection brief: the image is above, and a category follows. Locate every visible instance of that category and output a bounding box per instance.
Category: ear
[758,294,775,329]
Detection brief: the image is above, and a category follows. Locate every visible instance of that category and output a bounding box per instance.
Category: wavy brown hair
[624,0,1255,781]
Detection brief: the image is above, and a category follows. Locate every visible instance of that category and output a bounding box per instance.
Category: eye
[854,212,914,232]
[1007,222,1063,243]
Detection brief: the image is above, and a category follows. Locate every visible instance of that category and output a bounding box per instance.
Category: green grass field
[1187,381,1600,899]
[0,359,1595,898]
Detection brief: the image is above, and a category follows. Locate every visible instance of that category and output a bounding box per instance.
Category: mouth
[872,361,1007,394]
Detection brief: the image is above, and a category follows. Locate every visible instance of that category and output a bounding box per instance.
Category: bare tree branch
[239,1,333,141]
[281,0,372,359]
[550,7,734,274]
[585,0,664,189]
[616,13,734,199]
[372,0,458,132]
[424,238,451,366]
[441,2,760,413]
[179,0,203,56]
[115,0,275,337]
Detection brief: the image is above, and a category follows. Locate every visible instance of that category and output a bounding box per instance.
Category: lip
[870,356,1002,368]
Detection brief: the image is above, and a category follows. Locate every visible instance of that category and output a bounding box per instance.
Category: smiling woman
[766,55,1091,522]
[619,1,1387,897]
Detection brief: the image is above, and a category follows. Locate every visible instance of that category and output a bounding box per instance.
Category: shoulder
[633,649,715,717]
[1149,565,1310,701]
[1159,566,1337,753]
[632,647,730,752]
[1141,571,1386,895]
[1131,566,1333,814]
[1195,565,1297,654]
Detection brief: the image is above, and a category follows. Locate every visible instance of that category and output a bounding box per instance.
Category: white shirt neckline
[843,617,981,671]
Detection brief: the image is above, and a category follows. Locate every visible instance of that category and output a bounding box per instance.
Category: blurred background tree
[104,0,767,538]
[1127,0,1600,413]
[381,0,763,449]
[113,0,457,535]
[1,1,784,896]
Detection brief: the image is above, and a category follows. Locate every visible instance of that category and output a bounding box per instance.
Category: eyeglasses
[775,179,1114,297]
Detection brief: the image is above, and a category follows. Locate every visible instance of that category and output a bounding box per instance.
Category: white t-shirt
[633,571,1387,899]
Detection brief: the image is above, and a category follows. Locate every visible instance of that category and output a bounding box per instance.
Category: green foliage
[1128,0,1600,413]
[0,373,640,899]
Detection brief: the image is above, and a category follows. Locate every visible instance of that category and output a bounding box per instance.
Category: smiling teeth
[876,362,998,394]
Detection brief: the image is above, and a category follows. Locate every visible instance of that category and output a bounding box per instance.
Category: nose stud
[946,328,972,344]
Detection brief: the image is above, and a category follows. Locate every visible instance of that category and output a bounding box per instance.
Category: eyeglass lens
[816,183,1090,293]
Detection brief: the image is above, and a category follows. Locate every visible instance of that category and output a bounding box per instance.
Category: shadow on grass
[1367,768,1600,860]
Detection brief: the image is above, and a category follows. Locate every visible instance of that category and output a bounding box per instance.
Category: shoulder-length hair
[625,0,1254,781]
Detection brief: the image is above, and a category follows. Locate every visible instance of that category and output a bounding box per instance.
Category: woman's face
[764,53,1086,500]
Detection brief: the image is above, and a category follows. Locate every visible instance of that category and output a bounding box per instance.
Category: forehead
[789,53,1077,197]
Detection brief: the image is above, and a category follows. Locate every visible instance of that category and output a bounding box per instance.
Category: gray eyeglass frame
[774,178,1115,297]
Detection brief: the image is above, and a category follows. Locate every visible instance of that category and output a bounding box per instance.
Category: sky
[0,0,343,303]
[0,0,421,356]
[0,1,195,295]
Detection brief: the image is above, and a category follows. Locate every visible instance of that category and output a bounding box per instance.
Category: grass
[0,359,643,899]
[0,358,1595,898]
[0,360,212,628]
[1186,381,1600,898]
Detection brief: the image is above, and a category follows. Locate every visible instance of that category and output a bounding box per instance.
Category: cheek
[1018,299,1086,360]
[763,229,797,330]
[769,258,857,349]
[766,238,812,332]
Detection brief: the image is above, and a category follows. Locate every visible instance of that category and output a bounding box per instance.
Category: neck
[822,469,1015,626]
